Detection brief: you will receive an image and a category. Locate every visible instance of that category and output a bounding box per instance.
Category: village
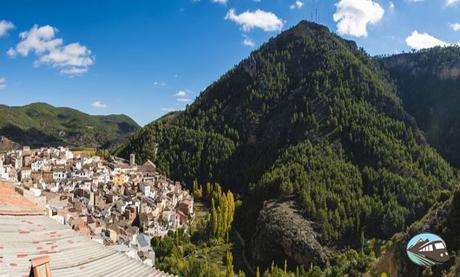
[0,146,194,267]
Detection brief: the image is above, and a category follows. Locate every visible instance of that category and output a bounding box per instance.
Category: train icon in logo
[406,233,449,267]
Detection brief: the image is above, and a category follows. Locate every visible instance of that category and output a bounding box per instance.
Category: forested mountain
[116,21,459,274]
[0,102,140,149]
[380,47,460,168]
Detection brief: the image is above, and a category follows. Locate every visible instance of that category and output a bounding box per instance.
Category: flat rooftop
[0,182,173,277]
[0,182,44,215]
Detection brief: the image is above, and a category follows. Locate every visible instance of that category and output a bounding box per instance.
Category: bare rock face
[0,136,21,151]
[252,200,330,267]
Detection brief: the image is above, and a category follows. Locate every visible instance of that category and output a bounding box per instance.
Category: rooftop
[0,181,173,277]
[0,181,44,215]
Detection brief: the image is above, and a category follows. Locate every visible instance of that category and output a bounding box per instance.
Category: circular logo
[406,233,449,267]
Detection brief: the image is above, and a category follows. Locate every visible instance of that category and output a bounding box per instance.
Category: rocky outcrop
[252,200,331,267]
[0,136,21,151]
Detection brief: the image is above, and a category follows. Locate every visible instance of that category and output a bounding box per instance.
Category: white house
[31,160,45,171]
[53,169,66,180]
[20,167,32,180]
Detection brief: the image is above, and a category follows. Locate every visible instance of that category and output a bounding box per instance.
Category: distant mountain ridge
[0,102,140,149]
[380,46,460,167]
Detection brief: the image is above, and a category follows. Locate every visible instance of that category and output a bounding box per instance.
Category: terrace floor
[0,181,173,277]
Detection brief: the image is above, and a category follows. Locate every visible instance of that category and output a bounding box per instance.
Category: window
[434,242,445,250]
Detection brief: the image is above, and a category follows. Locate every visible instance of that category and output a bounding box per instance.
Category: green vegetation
[152,183,237,276]
[118,21,460,275]
[367,187,460,276]
[0,102,139,149]
[380,46,460,167]
[252,248,373,277]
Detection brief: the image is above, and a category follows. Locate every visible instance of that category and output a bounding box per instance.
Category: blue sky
[0,0,459,126]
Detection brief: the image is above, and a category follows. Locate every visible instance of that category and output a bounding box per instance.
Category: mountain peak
[292,20,330,34]
[271,20,331,42]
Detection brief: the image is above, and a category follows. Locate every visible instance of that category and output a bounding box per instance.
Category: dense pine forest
[381,47,460,167]
[116,21,460,276]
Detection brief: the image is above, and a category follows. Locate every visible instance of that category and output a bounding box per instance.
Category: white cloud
[60,67,88,75]
[333,0,384,37]
[161,107,177,112]
[0,20,14,37]
[446,0,459,6]
[389,1,395,11]
[16,25,62,56]
[38,43,94,74]
[173,90,192,103]
[9,24,94,75]
[91,101,108,109]
[174,90,188,97]
[6,48,16,58]
[225,9,284,32]
[176,98,192,103]
[405,31,449,50]
[243,35,255,47]
[212,0,227,4]
[154,81,166,86]
[290,1,304,9]
[0,78,6,90]
[450,23,460,31]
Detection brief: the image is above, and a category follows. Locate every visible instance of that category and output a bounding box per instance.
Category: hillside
[116,21,459,274]
[0,103,140,149]
[380,47,460,167]
[368,189,460,276]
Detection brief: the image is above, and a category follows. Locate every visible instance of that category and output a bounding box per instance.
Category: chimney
[130,154,136,166]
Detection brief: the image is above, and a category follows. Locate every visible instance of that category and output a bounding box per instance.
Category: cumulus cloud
[173,90,192,103]
[12,25,62,56]
[174,90,188,97]
[446,0,459,6]
[243,35,255,47]
[8,24,94,75]
[38,43,94,73]
[450,23,460,31]
[0,78,6,90]
[0,20,14,37]
[333,0,384,37]
[212,0,227,4]
[290,1,304,9]
[225,9,284,32]
[91,101,108,109]
[405,31,449,50]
